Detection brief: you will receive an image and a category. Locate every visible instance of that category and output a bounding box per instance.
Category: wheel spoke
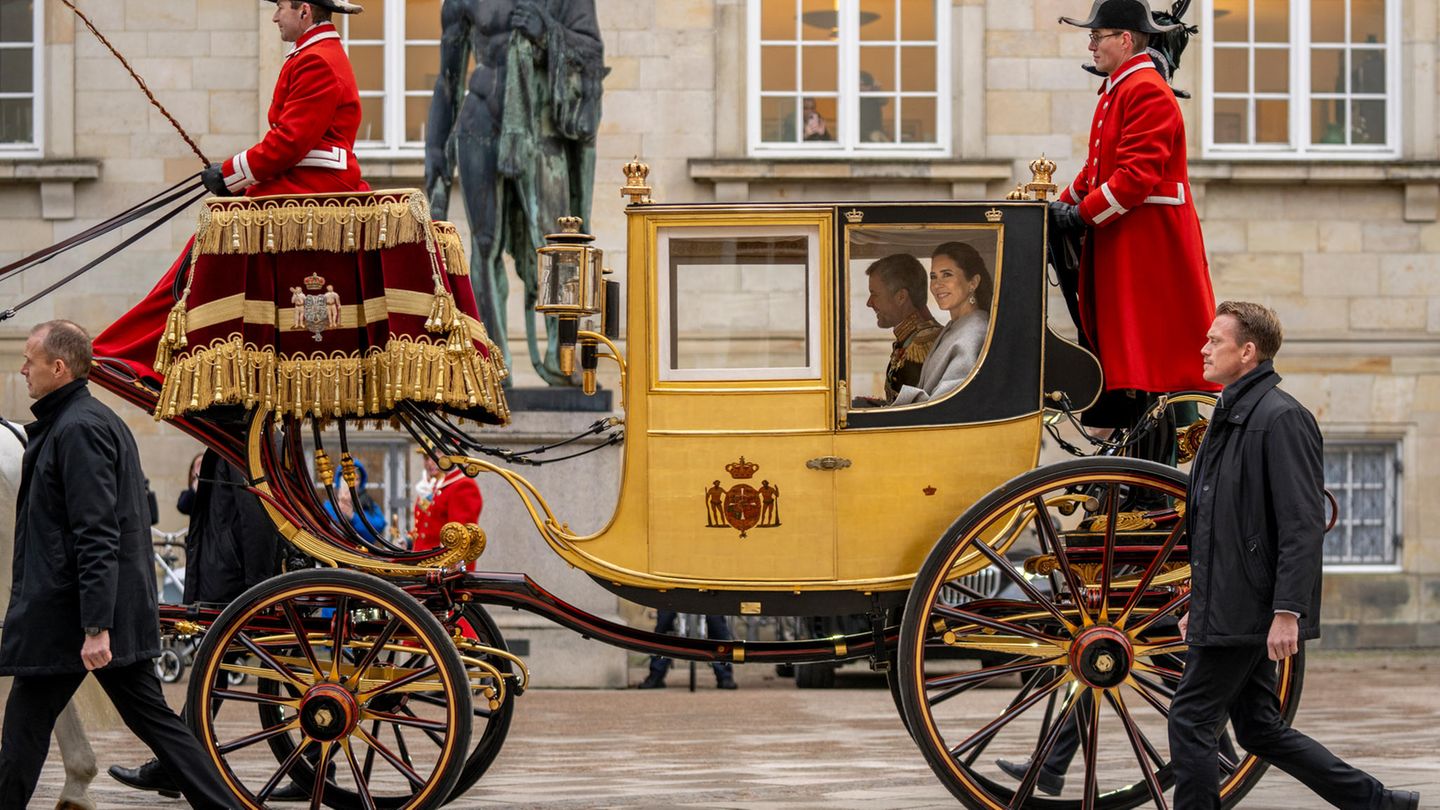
[926,655,1064,693]
[965,523,1078,635]
[1128,675,1173,718]
[328,595,351,682]
[233,631,310,691]
[349,616,404,686]
[1103,689,1170,808]
[1079,689,1100,810]
[1133,659,1184,684]
[1129,590,1190,637]
[1032,495,1092,627]
[356,725,428,788]
[256,733,312,802]
[932,604,1066,649]
[1010,683,1086,805]
[397,704,448,747]
[363,709,450,733]
[1097,484,1120,623]
[1114,517,1187,629]
[281,600,325,678]
[361,719,380,780]
[218,717,301,754]
[309,741,334,810]
[210,688,300,708]
[948,670,1070,758]
[359,662,441,700]
[341,738,378,810]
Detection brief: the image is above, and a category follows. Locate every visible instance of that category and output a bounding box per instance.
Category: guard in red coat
[412,454,484,570]
[93,0,369,379]
[1050,0,1219,440]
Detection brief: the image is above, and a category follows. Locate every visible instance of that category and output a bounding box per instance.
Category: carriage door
[645,218,838,583]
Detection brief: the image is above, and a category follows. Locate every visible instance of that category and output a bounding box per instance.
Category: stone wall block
[1419,222,1440,253]
[1380,254,1440,295]
[1245,220,1318,254]
[597,0,656,30]
[1203,186,1289,222]
[195,0,257,29]
[146,31,211,58]
[1323,374,1378,422]
[1349,298,1429,332]
[639,53,714,91]
[147,90,209,136]
[1049,91,1100,137]
[988,31,1060,58]
[1301,253,1380,297]
[986,0,1035,29]
[986,91,1052,135]
[1362,221,1423,253]
[1210,253,1303,296]
[209,31,259,59]
[124,0,197,32]
[986,57,1030,90]
[655,0,711,30]
[1430,299,1440,334]
[74,90,150,135]
[76,54,153,92]
[1318,221,1364,253]
[1268,297,1339,340]
[604,56,640,91]
[988,135,1075,165]
[1028,58,1101,91]
[209,91,259,136]
[1201,220,1247,254]
[193,58,260,91]
[75,32,148,62]
[1371,375,1418,422]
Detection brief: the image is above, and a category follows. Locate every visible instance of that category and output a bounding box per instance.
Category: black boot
[996,758,1064,796]
[107,758,180,798]
[1379,790,1420,810]
[638,671,667,689]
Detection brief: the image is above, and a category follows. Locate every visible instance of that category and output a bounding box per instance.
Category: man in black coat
[1170,302,1418,810]
[0,320,234,809]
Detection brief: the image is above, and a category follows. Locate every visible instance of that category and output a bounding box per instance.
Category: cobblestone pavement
[29,650,1438,809]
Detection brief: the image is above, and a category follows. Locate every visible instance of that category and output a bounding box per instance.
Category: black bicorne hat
[264,0,364,14]
[1059,0,1182,34]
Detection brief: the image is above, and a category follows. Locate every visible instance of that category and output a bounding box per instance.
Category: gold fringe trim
[155,300,190,373]
[154,333,511,424]
[194,190,434,257]
[432,221,469,276]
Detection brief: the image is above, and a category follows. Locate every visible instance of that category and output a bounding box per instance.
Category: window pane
[405,44,440,92]
[1311,48,1344,93]
[0,97,32,143]
[349,44,384,92]
[859,93,894,142]
[1352,99,1386,143]
[1311,98,1346,143]
[761,0,798,40]
[405,0,442,41]
[1256,99,1289,142]
[0,47,30,93]
[801,0,836,40]
[806,96,837,141]
[898,96,936,143]
[1352,0,1386,43]
[1310,0,1345,42]
[1352,49,1385,93]
[346,0,385,40]
[760,96,793,142]
[668,235,811,371]
[899,0,936,40]
[1214,47,1249,93]
[1255,0,1289,42]
[859,45,895,91]
[357,97,385,142]
[1214,98,1249,143]
[1213,0,1250,42]
[1254,47,1289,93]
[405,96,433,143]
[0,0,31,43]
[859,0,894,41]
[761,45,796,91]
[899,45,936,92]
[801,44,838,92]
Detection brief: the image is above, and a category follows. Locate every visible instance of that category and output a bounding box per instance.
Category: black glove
[1048,200,1085,233]
[510,0,545,40]
[200,162,234,197]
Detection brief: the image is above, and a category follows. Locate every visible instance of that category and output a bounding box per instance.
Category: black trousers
[0,661,235,810]
[1169,644,1383,810]
[647,611,734,680]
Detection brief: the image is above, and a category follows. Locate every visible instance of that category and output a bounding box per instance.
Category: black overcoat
[183,449,283,604]
[1184,361,1325,647]
[0,380,161,674]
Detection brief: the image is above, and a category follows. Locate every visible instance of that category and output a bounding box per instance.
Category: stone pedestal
[471,398,631,688]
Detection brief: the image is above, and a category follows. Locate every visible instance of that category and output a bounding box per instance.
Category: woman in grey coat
[892,241,992,405]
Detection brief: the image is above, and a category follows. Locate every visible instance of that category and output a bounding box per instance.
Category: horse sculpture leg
[52,703,97,810]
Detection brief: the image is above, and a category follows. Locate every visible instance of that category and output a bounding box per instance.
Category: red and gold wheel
[898,458,1304,809]
[185,569,472,810]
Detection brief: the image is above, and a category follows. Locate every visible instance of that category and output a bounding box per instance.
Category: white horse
[0,420,98,810]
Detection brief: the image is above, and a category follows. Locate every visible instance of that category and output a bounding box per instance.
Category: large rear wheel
[898,458,1303,809]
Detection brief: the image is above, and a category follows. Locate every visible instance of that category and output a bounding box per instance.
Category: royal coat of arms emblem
[290,273,342,342]
[705,457,781,538]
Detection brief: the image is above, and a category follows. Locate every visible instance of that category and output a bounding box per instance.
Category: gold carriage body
[518,194,1104,614]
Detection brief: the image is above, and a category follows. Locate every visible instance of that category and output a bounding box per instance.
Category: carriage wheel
[442,603,517,801]
[186,569,472,810]
[898,458,1304,810]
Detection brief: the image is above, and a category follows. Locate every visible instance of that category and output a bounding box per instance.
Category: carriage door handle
[806,456,852,471]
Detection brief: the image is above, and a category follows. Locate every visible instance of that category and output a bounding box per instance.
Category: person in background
[323,460,387,543]
[412,452,483,569]
[638,612,737,690]
[175,452,204,517]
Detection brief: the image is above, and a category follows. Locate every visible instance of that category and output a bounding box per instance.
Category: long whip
[59,0,210,166]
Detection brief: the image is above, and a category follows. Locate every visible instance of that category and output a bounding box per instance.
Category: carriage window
[845,226,1000,408]
[657,226,821,381]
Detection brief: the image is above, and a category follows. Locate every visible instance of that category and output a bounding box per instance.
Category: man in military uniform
[856,253,942,407]
[1048,0,1218,448]
[93,0,371,378]
[412,453,484,570]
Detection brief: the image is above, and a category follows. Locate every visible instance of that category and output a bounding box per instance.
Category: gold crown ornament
[303,272,326,292]
[725,457,759,479]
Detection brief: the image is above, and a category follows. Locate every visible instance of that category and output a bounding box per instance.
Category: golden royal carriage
[72,159,1299,810]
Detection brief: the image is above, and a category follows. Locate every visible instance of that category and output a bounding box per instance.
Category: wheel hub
[1069,626,1133,689]
[299,683,359,742]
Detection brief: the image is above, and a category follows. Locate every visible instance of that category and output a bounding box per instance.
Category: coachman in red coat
[94,0,369,379]
[1052,0,1220,431]
[413,461,484,571]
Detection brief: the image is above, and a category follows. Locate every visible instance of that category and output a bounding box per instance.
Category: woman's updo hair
[932,241,992,311]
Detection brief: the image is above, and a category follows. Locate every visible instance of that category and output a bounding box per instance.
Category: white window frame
[341,4,437,157]
[746,0,951,158]
[1322,438,1402,572]
[1201,0,1401,160]
[0,0,44,158]
[656,224,822,383]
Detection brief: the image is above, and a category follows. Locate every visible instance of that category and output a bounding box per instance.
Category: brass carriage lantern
[536,216,604,376]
